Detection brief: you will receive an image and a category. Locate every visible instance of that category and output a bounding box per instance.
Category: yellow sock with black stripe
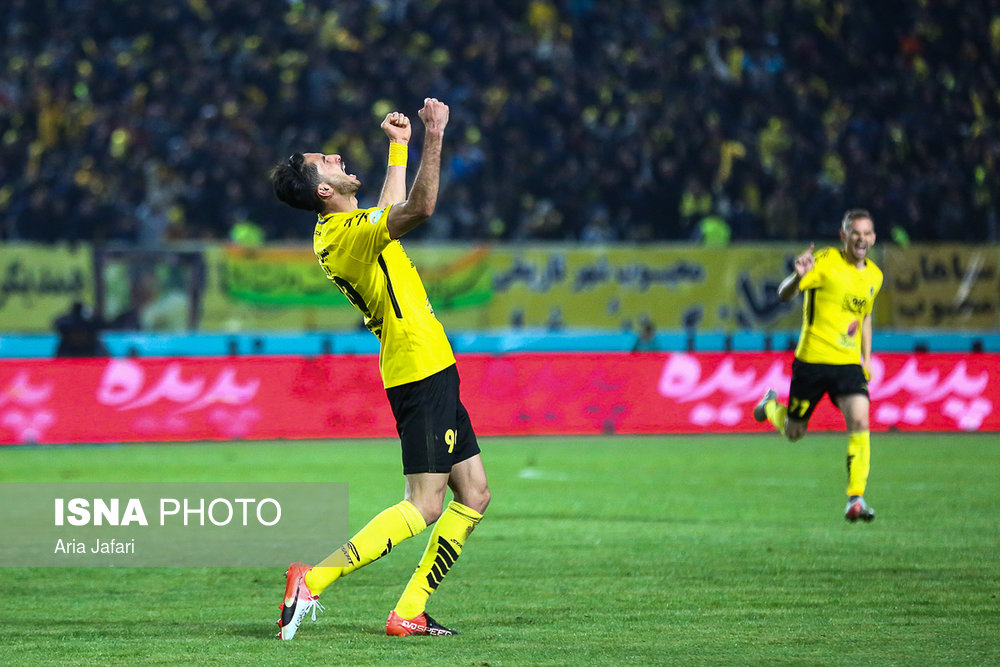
[846,431,871,497]
[304,500,427,596]
[765,400,787,436]
[393,500,482,619]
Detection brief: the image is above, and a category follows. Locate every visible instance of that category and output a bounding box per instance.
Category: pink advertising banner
[0,352,996,445]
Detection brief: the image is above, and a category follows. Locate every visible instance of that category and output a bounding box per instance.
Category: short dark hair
[841,208,873,233]
[270,153,323,213]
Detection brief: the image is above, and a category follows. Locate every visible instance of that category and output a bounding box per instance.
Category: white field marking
[517,468,571,481]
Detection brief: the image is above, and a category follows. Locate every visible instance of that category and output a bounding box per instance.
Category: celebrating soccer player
[754,209,883,522]
[269,98,490,638]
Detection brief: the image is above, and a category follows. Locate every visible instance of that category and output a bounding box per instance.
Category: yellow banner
[882,244,1000,328]
[444,244,810,331]
[201,243,815,332]
[0,245,93,332]
[11,242,994,333]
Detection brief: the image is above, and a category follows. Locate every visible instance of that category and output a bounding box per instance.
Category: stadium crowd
[1,0,997,244]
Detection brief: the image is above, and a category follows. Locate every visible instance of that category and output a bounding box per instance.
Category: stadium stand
[1,0,996,245]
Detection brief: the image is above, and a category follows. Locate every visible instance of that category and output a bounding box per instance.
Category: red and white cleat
[845,496,875,522]
[276,562,323,640]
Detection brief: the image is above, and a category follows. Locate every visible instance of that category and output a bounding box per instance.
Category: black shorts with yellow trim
[787,358,869,423]
[385,364,481,475]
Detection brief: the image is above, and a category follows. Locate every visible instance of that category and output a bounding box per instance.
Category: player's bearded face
[305,153,361,195]
[332,176,361,195]
[842,219,875,262]
[327,157,361,195]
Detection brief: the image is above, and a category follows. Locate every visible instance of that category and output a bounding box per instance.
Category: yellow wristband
[388,142,408,167]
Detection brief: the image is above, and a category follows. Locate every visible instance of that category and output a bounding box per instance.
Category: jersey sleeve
[797,248,830,291]
[316,205,394,263]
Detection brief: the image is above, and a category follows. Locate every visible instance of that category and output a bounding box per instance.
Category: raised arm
[377,112,411,208]
[777,243,815,302]
[385,98,449,240]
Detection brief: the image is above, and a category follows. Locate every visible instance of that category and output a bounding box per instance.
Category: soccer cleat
[753,388,778,422]
[386,610,458,636]
[276,562,324,640]
[845,496,875,522]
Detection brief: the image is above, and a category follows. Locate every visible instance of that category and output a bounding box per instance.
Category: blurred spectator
[230,218,265,248]
[631,317,659,353]
[694,213,731,246]
[762,181,799,240]
[890,226,911,247]
[0,0,996,244]
[53,301,109,358]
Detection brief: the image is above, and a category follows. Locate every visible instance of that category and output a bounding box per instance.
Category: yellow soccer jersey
[794,247,883,365]
[314,205,455,388]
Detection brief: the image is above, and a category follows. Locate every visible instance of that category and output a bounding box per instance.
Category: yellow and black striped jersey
[314,205,455,388]
[794,247,883,365]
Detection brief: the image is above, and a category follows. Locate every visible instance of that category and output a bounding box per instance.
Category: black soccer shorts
[385,364,481,475]
[786,358,869,423]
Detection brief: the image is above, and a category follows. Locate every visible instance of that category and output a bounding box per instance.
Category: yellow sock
[765,400,787,436]
[846,431,871,497]
[394,500,482,619]
[304,500,426,596]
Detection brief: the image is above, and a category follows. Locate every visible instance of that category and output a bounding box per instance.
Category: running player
[755,209,883,522]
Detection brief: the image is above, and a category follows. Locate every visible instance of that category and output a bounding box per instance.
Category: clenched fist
[381,112,411,144]
[418,98,449,135]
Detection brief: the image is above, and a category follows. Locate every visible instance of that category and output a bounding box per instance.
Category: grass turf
[0,433,997,666]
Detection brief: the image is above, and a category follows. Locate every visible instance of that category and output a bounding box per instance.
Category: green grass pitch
[1,433,997,666]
